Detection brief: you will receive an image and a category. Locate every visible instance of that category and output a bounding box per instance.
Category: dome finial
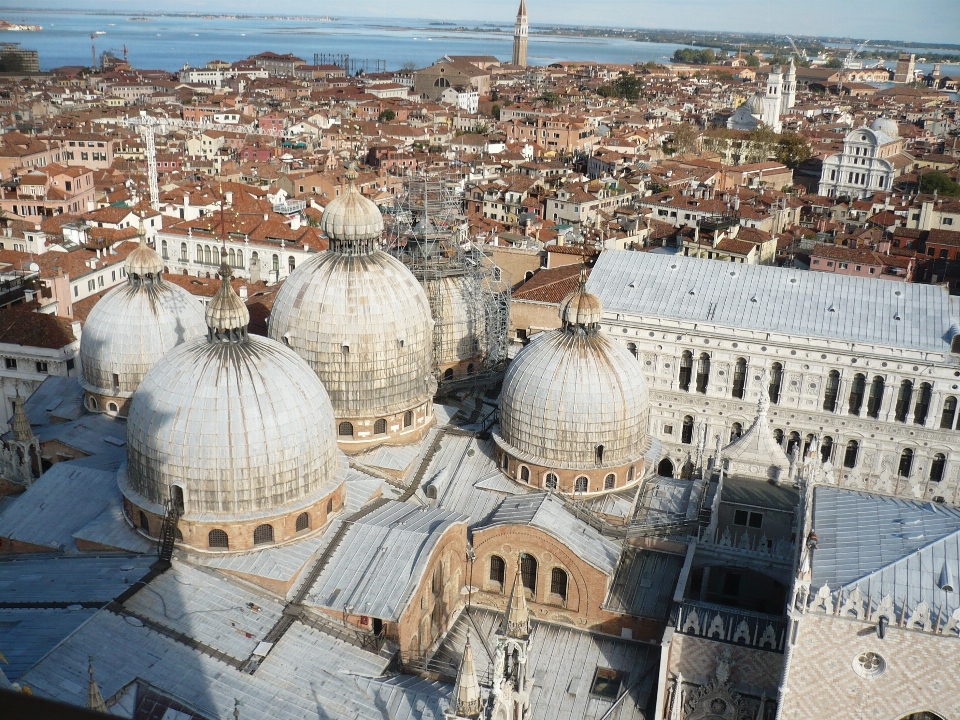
[205,260,249,343]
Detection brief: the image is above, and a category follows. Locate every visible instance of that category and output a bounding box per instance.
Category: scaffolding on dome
[385,171,510,388]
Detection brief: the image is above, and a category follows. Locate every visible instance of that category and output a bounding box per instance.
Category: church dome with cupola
[268,164,437,453]
[119,261,346,553]
[79,228,207,417]
[494,269,651,495]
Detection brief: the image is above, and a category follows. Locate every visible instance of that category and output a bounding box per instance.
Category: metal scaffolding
[385,171,510,387]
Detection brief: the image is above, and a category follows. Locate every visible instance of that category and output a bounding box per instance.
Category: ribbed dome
[80,273,207,399]
[869,117,899,139]
[122,336,340,516]
[745,92,764,114]
[268,251,436,417]
[497,322,650,469]
[125,232,164,278]
[206,261,249,333]
[559,269,602,329]
[320,165,384,252]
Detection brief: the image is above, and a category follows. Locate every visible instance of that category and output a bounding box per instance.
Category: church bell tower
[512,0,528,68]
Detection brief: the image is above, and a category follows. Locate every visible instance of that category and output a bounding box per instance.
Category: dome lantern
[125,220,165,283]
[320,162,385,256]
[205,260,249,344]
[559,266,603,331]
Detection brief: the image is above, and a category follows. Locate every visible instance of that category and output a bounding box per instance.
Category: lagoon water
[3,10,704,71]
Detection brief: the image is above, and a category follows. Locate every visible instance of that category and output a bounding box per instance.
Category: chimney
[290,214,301,231]
[184,194,190,207]
[239,285,248,299]
[225,190,234,206]
[263,213,268,221]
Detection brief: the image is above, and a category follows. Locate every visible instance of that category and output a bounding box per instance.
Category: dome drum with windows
[269,162,438,453]
[119,260,347,553]
[79,225,207,417]
[494,268,651,495]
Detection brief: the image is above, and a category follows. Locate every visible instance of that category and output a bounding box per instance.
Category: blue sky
[14,0,958,45]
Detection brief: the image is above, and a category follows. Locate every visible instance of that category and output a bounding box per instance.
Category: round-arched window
[374,418,387,435]
[604,473,616,490]
[545,473,558,490]
[520,466,530,482]
[575,476,588,493]
[253,524,274,545]
[208,529,229,549]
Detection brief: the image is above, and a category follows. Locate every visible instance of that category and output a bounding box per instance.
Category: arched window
[107,402,118,414]
[913,382,932,426]
[228,248,236,266]
[432,565,442,595]
[272,254,280,272]
[374,418,387,435]
[848,373,866,416]
[204,245,212,265]
[657,458,674,477]
[501,452,509,470]
[235,250,243,267]
[823,370,840,412]
[467,363,475,375]
[544,473,558,490]
[787,431,801,456]
[681,415,694,444]
[730,422,743,442]
[208,529,229,549]
[520,466,530,482]
[696,353,710,394]
[327,498,334,513]
[161,239,168,259]
[773,428,784,445]
[426,485,438,499]
[489,555,505,588]
[732,358,747,399]
[180,242,187,261]
[820,436,834,464]
[171,485,184,514]
[895,379,913,423]
[296,512,310,532]
[769,363,783,405]
[930,453,946,483]
[403,410,413,428]
[627,342,638,358]
[520,554,537,594]
[88,396,98,411]
[898,448,914,478]
[212,246,219,265]
[253,524,274,545]
[338,421,354,437]
[550,568,568,602]
[444,368,454,381]
[575,476,588,493]
[596,445,604,464]
[139,511,150,533]
[941,397,957,430]
[843,440,859,469]
[288,256,295,273]
[196,244,203,262]
[678,351,693,391]
[867,376,885,419]
[604,473,615,490]
[627,466,634,483]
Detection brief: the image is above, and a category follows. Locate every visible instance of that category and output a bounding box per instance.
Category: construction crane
[783,36,808,63]
[843,39,870,69]
[120,112,279,211]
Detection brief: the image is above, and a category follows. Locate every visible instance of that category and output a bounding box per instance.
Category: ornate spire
[87,657,107,713]
[451,632,482,718]
[205,261,249,344]
[125,217,164,282]
[503,559,530,639]
[11,393,32,442]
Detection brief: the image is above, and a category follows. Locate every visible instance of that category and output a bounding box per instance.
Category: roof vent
[894,313,902,321]
[688,289,696,296]
[938,562,955,593]
[790,277,798,284]
[750,294,758,303]
[828,304,836,313]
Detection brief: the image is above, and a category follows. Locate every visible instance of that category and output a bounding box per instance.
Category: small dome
[80,266,207,400]
[320,164,384,250]
[745,92,764,114]
[123,273,341,518]
[498,275,649,470]
[205,261,249,333]
[559,270,602,328]
[869,117,899,139]
[125,232,164,278]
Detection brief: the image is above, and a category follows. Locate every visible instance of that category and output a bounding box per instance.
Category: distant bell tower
[512,0,528,67]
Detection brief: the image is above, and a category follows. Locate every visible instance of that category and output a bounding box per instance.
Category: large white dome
[80,237,206,401]
[122,265,341,518]
[497,283,649,469]
[269,167,436,421]
[869,117,899,139]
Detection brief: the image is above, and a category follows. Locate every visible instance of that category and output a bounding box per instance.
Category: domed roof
[869,117,899,139]
[80,247,207,399]
[745,92,764,114]
[496,278,649,469]
[122,270,341,518]
[125,226,165,278]
[559,268,603,328]
[320,164,384,251]
[268,250,436,417]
